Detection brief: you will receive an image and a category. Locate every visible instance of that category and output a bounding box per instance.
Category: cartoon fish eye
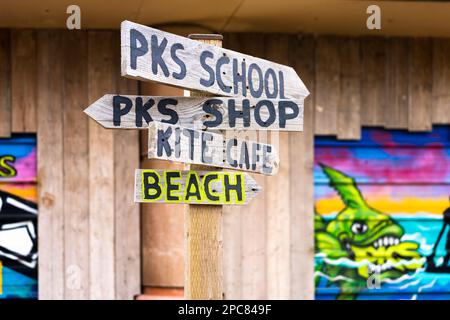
[351,222,368,234]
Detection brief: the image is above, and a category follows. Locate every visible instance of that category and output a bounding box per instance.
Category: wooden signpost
[120,20,309,102]
[147,121,279,175]
[84,94,304,131]
[134,169,261,205]
[83,20,310,300]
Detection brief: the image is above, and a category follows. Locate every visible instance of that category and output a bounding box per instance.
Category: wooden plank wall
[2,29,448,300]
[0,29,140,300]
[140,34,450,299]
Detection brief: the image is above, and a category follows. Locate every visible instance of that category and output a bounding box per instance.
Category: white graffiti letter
[366,5,381,30]
[66,264,82,291]
[66,5,81,30]
[367,270,381,289]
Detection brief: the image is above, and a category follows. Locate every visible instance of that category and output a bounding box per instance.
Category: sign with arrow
[84,94,303,131]
[134,169,261,205]
[121,20,309,102]
[147,121,279,175]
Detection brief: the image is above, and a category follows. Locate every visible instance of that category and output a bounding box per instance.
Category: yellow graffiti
[317,195,450,216]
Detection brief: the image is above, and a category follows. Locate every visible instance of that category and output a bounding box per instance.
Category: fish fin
[319,163,367,208]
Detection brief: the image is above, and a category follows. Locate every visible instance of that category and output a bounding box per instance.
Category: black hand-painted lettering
[203,99,223,128]
[228,99,250,128]
[254,100,276,127]
[182,128,200,161]
[224,174,243,203]
[130,29,148,70]
[113,95,132,126]
[226,138,238,168]
[135,97,154,127]
[248,63,263,98]
[216,56,231,93]
[171,43,186,80]
[157,126,173,157]
[233,58,246,96]
[279,100,299,128]
[157,98,179,124]
[201,132,214,164]
[166,171,182,201]
[151,35,169,77]
[199,50,215,87]
[143,171,162,200]
[264,68,278,98]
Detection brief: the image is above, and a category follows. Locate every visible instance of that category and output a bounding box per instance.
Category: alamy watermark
[66,5,81,30]
[366,5,381,30]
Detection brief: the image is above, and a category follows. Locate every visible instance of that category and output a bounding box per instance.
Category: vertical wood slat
[432,38,450,124]
[37,30,65,300]
[88,31,116,300]
[314,36,339,135]
[361,37,387,126]
[221,32,243,300]
[386,38,409,129]
[290,34,315,299]
[265,34,291,299]
[114,34,141,299]
[409,38,433,131]
[224,34,267,299]
[62,31,89,300]
[337,38,361,140]
[0,30,11,137]
[11,30,37,132]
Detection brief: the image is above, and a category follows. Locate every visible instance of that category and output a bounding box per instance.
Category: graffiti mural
[0,136,37,299]
[315,126,450,300]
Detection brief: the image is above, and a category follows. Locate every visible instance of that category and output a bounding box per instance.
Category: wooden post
[184,34,224,300]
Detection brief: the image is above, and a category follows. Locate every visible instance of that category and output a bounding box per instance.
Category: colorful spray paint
[0,135,37,299]
[315,126,450,300]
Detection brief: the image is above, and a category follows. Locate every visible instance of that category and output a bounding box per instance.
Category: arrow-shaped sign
[134,169,261,205]
[121,20,309,101]
[84,94,303,131]
[148,121,279,175]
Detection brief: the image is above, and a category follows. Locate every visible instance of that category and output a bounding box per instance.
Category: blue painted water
[316,214,450,300]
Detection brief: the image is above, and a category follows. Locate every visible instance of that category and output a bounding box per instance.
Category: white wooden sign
[121,20,309,102]
[147,122,279,175]
[134,169,261,205]
[84,94,303,131]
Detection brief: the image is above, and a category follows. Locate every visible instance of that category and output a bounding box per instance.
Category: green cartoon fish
[315,164,424,300]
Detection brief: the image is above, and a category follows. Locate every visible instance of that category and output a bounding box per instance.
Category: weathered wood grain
[113,36,141,299]
[409,38,432,131]
[135,169,261,205]
[147,121,279,175]
[290,34,315,300]
[84,95,304,131]
[235,34,267,300]
[315,36,339,135]
[0,30,11,138]
[386,38,409,129]
[62,30,89,300]
[432,38,450,124]
[361,37,387,126]
[11,30,37,133]
[265,34,291,299]
[37,30,65,300]
[337,38,361,140]
[121,21,309,101]
[88,31,116,300]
